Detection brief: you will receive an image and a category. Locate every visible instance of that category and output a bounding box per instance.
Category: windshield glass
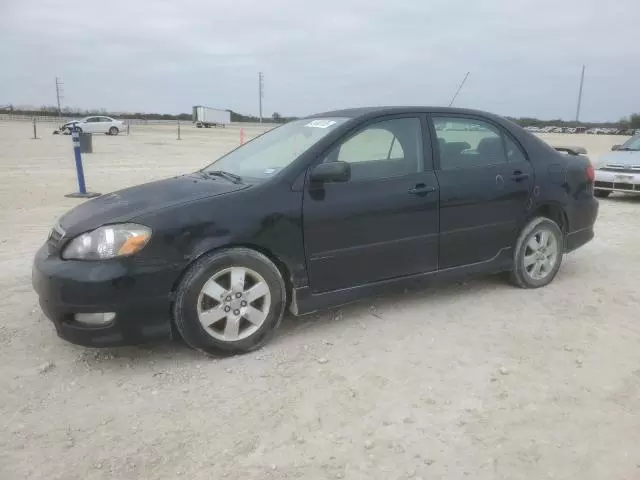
[202,117,348,181]
[621,135,640,150]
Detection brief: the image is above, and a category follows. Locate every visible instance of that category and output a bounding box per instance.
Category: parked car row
[525,125,640,135]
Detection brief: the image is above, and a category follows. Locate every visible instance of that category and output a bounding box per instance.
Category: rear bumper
[32,245,181,347]
[564,195,598,253]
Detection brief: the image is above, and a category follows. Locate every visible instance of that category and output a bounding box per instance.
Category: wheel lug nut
[236,293,242,298]
[225,296,232,302]
[233,310,240,315]
[241,301,247,307]
[224,306,230,312]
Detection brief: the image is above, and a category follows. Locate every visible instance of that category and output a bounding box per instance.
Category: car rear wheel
[173,248,286,356]
[108,126,119,136]
[594,189,610,198]
[510,217,564,289]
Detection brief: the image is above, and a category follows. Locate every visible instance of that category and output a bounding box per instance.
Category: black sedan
[33,107,598,355]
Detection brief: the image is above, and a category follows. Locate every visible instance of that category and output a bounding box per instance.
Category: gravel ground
[1,122,639,479]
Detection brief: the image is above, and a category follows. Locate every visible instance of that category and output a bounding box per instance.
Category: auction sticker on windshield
[305,120,337,129]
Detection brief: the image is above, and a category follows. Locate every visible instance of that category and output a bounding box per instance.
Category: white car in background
[60,116,125,135]
[593,134,640,197]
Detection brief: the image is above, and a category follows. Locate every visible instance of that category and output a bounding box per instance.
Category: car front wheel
[108,127,119,135]
[173,248,286,356]
[510,217,564,288]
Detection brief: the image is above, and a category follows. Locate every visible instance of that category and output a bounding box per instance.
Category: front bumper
[594,170,640,193]
[32,245,182,347]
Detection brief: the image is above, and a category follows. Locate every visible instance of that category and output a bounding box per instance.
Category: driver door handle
[511,171,530,181]
[409,184,436,195]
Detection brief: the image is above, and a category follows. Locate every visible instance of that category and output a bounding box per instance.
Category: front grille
[595,181,639,191]
[600,164,640,173]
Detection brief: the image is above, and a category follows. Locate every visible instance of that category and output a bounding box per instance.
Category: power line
[575,65,586,122]
[449,72,470,107]
[258,72,264,123]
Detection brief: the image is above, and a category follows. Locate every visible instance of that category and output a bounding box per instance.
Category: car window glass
[328,118,422,181]
[434,117,507,170]
[504,135,527,162]
[86,117,99,123]
[100,117,111,122]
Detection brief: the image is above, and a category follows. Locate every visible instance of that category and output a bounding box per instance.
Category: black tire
[108,127,119,136]
[510,217,564,289]
[594,189,610,198]
[173,248,286,356]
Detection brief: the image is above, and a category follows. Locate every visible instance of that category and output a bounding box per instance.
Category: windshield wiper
[204,170,243,184]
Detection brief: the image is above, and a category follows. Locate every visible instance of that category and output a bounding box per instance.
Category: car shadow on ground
[72,259,589,369]
[602,193,640,204]
[73,273,512,368]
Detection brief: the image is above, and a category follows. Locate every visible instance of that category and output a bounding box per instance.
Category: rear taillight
[586,165,595,184]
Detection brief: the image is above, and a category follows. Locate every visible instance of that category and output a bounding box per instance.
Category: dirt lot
[1,121,640,480]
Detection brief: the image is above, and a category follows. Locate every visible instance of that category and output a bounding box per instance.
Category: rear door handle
[511,171,530,181]
[408,184,436,195]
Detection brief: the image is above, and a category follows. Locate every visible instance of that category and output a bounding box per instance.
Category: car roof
[308,106,505,120]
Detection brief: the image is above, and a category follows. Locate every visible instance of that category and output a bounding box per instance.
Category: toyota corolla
[33,107,598,356]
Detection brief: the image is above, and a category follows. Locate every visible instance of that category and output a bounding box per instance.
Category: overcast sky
[1,0,639,121]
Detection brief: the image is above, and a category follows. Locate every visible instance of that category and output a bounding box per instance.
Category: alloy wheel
[523,228,559,281]
[196,267,271,342]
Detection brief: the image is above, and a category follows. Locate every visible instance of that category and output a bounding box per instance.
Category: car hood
[59,174,247,236]
[597,151,640,167]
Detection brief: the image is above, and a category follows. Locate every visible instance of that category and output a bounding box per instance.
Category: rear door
[96,117,112,133]
[82,117,100,133]
[430,115,534,269]
[303,115,440,292]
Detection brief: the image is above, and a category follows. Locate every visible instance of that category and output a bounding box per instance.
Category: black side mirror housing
[310,161,351,183]
[612,145,622,151]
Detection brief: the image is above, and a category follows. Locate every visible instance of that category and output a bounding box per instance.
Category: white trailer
[192,106,230,128]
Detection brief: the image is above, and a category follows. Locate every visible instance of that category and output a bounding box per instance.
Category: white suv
[63,116,125,135]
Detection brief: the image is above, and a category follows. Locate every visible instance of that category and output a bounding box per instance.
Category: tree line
[1,104,638,128]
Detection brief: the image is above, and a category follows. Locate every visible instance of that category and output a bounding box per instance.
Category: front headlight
[62,223,152,260]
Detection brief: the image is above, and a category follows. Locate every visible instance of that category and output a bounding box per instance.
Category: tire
[173,248,286,356]
[510,217,564,289]
[108,127,119,136]
[594,189,610,198]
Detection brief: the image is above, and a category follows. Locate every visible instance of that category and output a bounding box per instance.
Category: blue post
[65,128,100,198]
[72,130,87,194]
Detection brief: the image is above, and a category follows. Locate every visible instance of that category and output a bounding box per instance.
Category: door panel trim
[309,231,439,260]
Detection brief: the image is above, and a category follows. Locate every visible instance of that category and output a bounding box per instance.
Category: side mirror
[612,145,622,151]
[310,161,351,183]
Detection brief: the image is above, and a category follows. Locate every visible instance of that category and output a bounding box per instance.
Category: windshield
[621,135,640,151]
[202,117,348,181]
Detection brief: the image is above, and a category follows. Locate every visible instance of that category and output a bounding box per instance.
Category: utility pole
[258,72,264,123]
[55,77,64,118]
[575,65,586,123]
[449,72,470,107]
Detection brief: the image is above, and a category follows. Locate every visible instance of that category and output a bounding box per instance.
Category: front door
[303,116,440,293]
[431,115,534,269]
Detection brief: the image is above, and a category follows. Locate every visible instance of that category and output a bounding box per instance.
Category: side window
[329,118,423,181]
[86,117,99,123]
[434,117,507,170]
[504,135,527,163]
